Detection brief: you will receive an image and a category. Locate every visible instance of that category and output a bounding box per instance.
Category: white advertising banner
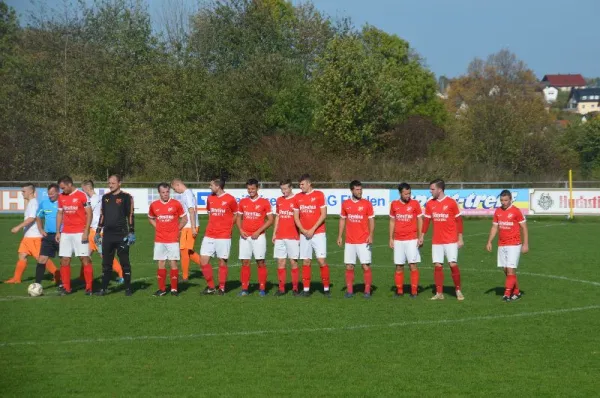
[529,188,600,215]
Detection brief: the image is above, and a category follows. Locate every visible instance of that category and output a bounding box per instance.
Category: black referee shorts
[40,233,59,258]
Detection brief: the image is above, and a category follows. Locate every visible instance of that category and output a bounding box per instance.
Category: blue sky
[7,0,600,79]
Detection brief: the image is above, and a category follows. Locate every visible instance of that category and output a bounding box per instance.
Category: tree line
[1,0,598,183]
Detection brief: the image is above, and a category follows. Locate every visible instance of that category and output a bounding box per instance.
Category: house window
[582,96,587,100]
[582,105,586,109]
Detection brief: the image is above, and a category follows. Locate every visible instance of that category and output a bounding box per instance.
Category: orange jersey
[424,196,461,244]
[295,190,326,234]
[238,197,272,235]
[275,195,299,240]
[340,198,374,244]
[148,199,185,243]
[389,199,422,241]
[205,193,238,239]
[58,190,89,233]
[493,205,525,246]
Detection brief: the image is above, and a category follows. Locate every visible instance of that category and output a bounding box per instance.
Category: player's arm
[520,220,529,254]
[188,206,197,233]
[11,216,36,233]
[252,213,274,239]
[128,194,135,233]
[337,216,346,247]
[236,211,248,239]
[456,215,464,248]
[272,215,279,243]
[421,203,431,240]
[486,224,498,252]
[82,204,92,242]
[368,216,375,245]
[97,198,105,234]
[388,215,395,249]
[55,208,63,242]
[178,214,188,230]
[293,209,306,235]
[36,215,46,237]
[308,206,327,237]
[148,206,157,228]
[417,215,424,246]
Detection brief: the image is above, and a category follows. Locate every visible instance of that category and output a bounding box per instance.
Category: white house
[543,86,558,103]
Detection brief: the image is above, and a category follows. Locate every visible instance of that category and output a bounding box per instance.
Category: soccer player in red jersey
[337,180,375,298]
[389,183,423,298]
[293,174,330,297]
[237,179,274,296]
[272,179,301,296]
[148,183,187,296]
[199,177,238,295]
[486,190,529,302]
[55,176,93,295]
[422,179,465,301]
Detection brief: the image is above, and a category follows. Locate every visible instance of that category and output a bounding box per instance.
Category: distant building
[567,88,600,115]
[541,74,587,92]
[542,86,559,103]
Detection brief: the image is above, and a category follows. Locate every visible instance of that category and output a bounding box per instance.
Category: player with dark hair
[272,179,301,296]
[237,179,273,296]
[389,182,423,298]
[486,190,529,302]
[199,177,238,295]
[294,174,330,297]
[94,175,136,296]
[55,175,93,295]
[337,180,375,298]
[148,182,187,296]
[422,179,464,301]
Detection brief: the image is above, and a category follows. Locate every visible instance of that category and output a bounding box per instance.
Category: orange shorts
[179,227,198,251]
[88,229,98,252]
[18,237,41,257]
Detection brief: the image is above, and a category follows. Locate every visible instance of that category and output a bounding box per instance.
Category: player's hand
[418,236,424,247]
[127,232,136,246]
[458,237,464,249]
[485,242,493,252]
[521,243,529,254]
[10,226,20,234]
[251,231,261,240]
[389,238,394,249]
[337,237,343,247]
[94,232,102,247]
[272,235,276,244]
[305,230,314,239]
[192,228,198,238]
[240,230,249,239]
[367,235,373,244]
[40,230,47,237]
[55,232,61,243]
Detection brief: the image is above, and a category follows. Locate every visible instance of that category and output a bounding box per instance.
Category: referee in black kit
[95,174,136,296]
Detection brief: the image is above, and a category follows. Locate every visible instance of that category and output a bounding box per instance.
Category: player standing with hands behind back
[486,190,529,302]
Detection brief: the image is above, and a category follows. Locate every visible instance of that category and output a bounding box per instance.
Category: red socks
[363,268,372,294]
[202,264,215,289]
[410,270,419,295]
[60,266,72,292]
[291,267,299,291]
[345,269,354,293]
[302,265,311,291]
[451,266,461,291]
[434,266,444,294]
[395,270,404,294]
[504,274,516,297]
[170,269,179,291]
[83,264,93,291]
[241,265,251,290]
[320,264,330,290]
[513,278,520,295]
[277,268,286,292]
[157,269,167,291]
[258,266,267,291]
[218,265,228,290]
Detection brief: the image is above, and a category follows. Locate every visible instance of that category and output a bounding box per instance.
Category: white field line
[1,305,598,348]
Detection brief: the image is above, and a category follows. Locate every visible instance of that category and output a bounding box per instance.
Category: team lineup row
[7,175,529,302]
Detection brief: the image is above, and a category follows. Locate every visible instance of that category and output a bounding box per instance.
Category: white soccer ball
[27,283,43,297]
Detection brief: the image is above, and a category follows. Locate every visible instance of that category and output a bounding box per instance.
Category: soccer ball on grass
[27,283,43,297]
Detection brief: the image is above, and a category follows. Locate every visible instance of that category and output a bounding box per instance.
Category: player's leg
[168,246,180,295]
[154,243,168,296]
[239,237,252,295]
[115,241,132,295]
[179,228,191,281]
[344,244,356,297]
[36,234,60,284]
[406,239,421,297]
[313,234,329,295]
[431,244,445,300]
[216,239,231,294]
[358,243,373,298]
[58,234,75,294]
[287,240,300,295]
[5,237,30,283]
[299,235,312,295]
[77,232,93,294]
[254,235,268,295]
[446,243,463,301]
[507,245,522,301]
[274,240,287,295]
[99,236,117,294]
[393,240,406,296]
[188,227,202,267]
[199,237,216,292]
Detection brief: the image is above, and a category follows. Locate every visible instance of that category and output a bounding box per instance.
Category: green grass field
[1,215,599,397]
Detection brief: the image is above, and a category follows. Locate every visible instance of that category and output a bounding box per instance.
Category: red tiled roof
[542,74,586,87]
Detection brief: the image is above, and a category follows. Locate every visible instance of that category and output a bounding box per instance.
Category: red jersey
[424,196,461,244]
[295,190,326,234]
[148,199,185,243]
[238,196,272,235]
[205,193,238,239]
[493,205,525,246]
[389,199,423,241]
[275,195,299,240]
[341,198,374,244]
[58,190,89,234]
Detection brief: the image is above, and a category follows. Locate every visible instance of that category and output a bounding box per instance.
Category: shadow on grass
[388,285,427,294]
